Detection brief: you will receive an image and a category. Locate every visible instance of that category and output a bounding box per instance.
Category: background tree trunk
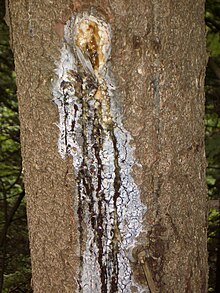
[7,0,208,292]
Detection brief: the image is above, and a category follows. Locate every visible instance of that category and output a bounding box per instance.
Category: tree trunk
[7,0,208,292]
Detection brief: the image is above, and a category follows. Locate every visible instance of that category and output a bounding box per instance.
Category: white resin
[53,13,147,293]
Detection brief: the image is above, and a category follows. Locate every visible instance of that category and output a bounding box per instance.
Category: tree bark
[7,0,208,292]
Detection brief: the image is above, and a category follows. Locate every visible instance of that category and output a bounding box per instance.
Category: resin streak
[53,13,146,292]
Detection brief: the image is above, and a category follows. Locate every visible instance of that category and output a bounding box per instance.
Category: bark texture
[8,0,207,292]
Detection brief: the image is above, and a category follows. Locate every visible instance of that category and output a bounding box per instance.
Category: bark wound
[53,13,146,293]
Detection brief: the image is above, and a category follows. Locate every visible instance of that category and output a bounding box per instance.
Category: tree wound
[53,13,146,293]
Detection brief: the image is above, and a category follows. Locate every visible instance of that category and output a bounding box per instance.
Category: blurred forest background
[0,0,220,292]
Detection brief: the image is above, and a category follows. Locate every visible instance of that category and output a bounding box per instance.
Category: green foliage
[207,33,220,57]
[208,208,220,292]
[3,254,32,293]
[205,1,220,292]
